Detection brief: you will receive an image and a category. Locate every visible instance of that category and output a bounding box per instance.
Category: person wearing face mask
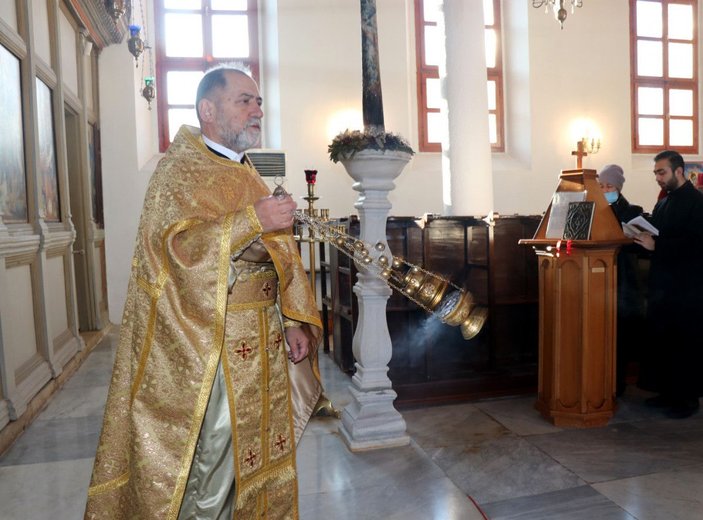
[597,164,645,397]
[598,164,643,223]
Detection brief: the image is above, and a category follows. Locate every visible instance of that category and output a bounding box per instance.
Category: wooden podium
[520,169,629,427]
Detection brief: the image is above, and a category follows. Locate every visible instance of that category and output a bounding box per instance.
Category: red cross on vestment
[244,447,258,468]
[235,342,253,360]
[262,281,272,297]
[274,433,287,452]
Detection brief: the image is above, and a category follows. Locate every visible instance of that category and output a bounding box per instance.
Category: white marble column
[338,150,411,451]
[440,0,494,215]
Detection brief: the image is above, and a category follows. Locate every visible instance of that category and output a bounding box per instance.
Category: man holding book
[634,150,703,419]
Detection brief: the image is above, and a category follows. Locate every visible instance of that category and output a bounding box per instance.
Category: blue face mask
[604,191,619,204]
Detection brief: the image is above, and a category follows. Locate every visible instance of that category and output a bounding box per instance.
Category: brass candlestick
[301,170,324,297]
[296,170,340,419]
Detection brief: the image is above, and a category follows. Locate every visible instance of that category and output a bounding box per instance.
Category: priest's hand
[633,232,655,251]
[285,326,309,364]
[254,195,297,232]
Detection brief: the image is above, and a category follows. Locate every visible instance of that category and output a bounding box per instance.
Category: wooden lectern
[519,169,629,427]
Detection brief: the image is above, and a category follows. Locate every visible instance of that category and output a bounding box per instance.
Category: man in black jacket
[635,150,703,419]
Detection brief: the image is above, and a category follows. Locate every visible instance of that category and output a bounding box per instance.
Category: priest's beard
[216,116,261,153]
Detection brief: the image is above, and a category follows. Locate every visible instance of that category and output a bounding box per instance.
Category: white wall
[274,0,443,218]
[99,2,159,323]
[98,0,702,319]
[272,0,683,218]
[495,0,656,215]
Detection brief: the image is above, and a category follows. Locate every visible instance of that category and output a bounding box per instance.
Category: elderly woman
[597,164,645,396]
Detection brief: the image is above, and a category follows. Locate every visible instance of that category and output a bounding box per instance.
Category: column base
[339,385,410,451]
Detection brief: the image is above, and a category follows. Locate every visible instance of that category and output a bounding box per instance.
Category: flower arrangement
[328,129,414,163]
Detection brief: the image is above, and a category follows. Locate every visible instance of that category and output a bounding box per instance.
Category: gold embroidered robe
[85,125,322,519]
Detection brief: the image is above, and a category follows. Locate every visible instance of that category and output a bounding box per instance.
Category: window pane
[488,113,497,144]
[423,0,442,24]
[636,1,662,37]
[637,40,662,76]
[165,13,203,57]
[670,119,693,146]
[426,78,441,109]
[638,117,663,146]
[164,0,201,10]
[638,86,663,115]
[668,42,693,78]
[487,80,496,110]
[668,4,693,40]
[483,0,494,26]
[427,112,443,143]
[485,28,496,68]
[211,0,247,10]
[169,108,200,141]
[424,25,440,67]
[669,89,693,117]
[212,14,249,57]
[167,70,204,105]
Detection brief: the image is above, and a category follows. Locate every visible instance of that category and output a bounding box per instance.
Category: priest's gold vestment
[85,126,322,519]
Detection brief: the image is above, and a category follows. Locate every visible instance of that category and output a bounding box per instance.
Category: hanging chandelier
[532,0,583,29]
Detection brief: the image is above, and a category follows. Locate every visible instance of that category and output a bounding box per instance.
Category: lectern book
[545,191,587,238]
[563,201,595,240]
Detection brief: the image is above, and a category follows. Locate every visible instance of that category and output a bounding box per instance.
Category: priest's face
[212,71,264,153]
[653,159,684,193]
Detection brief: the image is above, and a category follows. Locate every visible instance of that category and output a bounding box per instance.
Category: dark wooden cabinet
[324,214,541,404]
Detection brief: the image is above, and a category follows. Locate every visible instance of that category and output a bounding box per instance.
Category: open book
[622,215,658,238]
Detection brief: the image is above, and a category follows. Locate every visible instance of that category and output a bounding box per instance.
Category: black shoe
[665,399,700,419]
[645,394,672,408]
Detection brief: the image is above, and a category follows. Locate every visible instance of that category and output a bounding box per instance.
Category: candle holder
[127,25,144,64]
[288,171,339,418]
[141,77,156,109]
[294,170,330,301]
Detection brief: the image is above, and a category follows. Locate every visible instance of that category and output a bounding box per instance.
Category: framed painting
[684,162,703,188]
[88,123,104,228]
[36,78,60,222]
[0,44,28,222]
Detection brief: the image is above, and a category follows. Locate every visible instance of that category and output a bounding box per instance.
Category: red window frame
[414,0,504,153]
[629,0,698,154]
[154,0,259,152]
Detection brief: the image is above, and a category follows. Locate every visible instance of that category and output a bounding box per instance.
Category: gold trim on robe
[85,125,321,519]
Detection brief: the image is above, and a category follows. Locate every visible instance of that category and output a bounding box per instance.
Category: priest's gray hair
[195,62,253,122]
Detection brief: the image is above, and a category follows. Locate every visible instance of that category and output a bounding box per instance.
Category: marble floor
[1,329,702,520]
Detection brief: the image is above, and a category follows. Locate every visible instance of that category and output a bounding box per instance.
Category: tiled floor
[1,329,702,519]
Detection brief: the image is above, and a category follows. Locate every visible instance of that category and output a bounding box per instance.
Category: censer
[274,181,488,340]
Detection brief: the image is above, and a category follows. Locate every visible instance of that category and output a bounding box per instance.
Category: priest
[85,65,322,519]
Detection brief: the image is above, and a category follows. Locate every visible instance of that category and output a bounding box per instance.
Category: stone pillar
[440,0,494,215]
[338,149,411,451]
